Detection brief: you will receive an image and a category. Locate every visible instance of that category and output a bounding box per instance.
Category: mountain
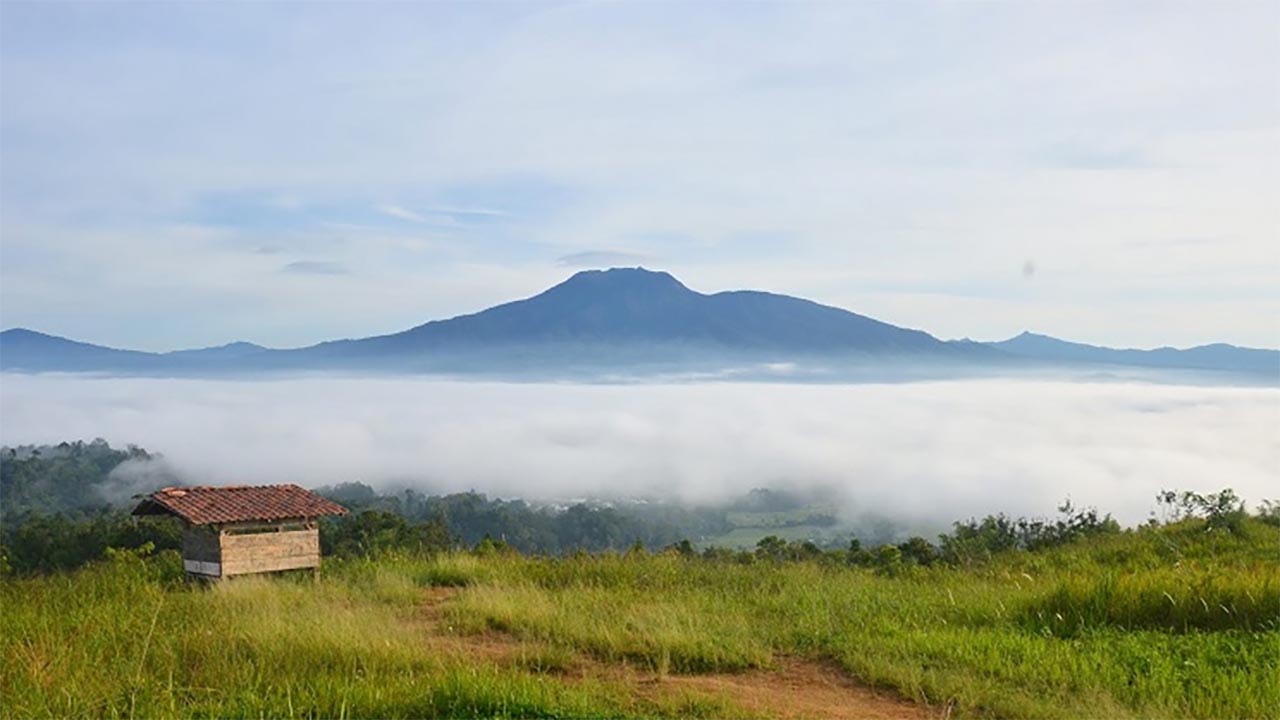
[0,328,160,372]
[991,331,1279,376]
[300,268,958,357]
[163,341,267,360]
[0,329,271,374]
[0,268,1274,379]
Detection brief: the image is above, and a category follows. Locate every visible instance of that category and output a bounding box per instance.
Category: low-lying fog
[1,373,1275,530]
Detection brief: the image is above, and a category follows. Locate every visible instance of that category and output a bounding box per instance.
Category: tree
[755,535,788,562]
[1156,488,1247,532]
[898,536,936,566]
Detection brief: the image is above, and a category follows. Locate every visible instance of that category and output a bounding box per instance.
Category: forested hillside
[1,439,168,519]
[0,441,734,573]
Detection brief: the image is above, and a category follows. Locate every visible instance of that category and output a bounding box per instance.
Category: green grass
[436,520,1280,719]
[0,551,727,719]
[2,519,1277,718]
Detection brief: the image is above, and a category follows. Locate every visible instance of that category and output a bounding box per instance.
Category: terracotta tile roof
[132,484,348,525]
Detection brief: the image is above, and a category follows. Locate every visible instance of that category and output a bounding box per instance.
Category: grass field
[2,518,1277,719]
[701,505,844,549]
[696,523,843,550]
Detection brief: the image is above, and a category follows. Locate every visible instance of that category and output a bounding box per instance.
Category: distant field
[703,505,844,549]
[722,507,839,529]
[2,518,1277,719]
[698,524,844,550]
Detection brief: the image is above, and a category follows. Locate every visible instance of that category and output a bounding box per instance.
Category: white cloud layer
[2,374,1274,530]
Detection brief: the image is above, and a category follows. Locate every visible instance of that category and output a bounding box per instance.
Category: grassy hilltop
[2,510,1278,719]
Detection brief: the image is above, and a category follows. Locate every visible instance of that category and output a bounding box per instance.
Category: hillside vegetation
[0,441,737,574]
[2,507,1277,719]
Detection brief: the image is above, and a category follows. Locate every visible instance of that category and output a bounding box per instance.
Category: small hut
[133,484,348,580]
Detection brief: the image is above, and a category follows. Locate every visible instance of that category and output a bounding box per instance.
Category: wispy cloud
[558,250,654,268]
[377,204,429,223]
[1034,139,1155,170]
[379,203,509,224]
[429,205,509,218]
[281,260,348,276]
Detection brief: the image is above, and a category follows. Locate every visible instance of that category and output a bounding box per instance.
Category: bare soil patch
[657,657,929,720]
[418,587,931,719]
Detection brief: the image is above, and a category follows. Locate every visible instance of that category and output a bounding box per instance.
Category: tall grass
[1022,567,1279,635]
[432,520,1280,719]
[0,550,726,718]
[3,519,1277,718]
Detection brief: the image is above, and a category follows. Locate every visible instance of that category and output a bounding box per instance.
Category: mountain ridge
[1,268,1275,378]
[991,331,1277,375]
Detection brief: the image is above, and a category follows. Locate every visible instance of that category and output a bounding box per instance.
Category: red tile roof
[132,484,348,525]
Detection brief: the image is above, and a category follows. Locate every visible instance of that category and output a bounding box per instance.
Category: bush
[874,544,903,576]
[1256,500,1280,528]
[1156,489,1247,533]
[0,512,181,575]
[845,538,873,566]
[321,511,457,557]
[938,500,1120,565]
[897,536,937,567]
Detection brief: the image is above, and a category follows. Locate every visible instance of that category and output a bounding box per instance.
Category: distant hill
[991,331,1279,376]
[0,329,160,373]
[0,329,270,374]
[1,268,1275,379]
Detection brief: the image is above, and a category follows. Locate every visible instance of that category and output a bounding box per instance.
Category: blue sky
[1,1,1276,351]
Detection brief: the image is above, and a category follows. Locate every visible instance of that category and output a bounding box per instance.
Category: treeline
[1,439,172,523]
[8,484,1273,578]
[316,482,731,556]
[0,491,729,576]
[671,489,1278,576]
[672,499,1123,570]
[1,512,183,575]
[0,440,180,574]
[0,442,732,574]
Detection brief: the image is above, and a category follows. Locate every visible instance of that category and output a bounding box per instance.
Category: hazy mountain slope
[162,341,268,360]
[0,330,270,373]
[992,331,1279,376]
[0,328,161,372]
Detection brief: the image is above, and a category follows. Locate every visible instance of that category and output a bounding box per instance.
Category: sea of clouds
[1,373,1275,530]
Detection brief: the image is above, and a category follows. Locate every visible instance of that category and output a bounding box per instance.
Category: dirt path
[655,658,929,720]
[418,587,932,720]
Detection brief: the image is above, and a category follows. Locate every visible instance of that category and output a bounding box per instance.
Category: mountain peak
[542,267,694,302]
[2,327,53,339]
[561,266,687,289]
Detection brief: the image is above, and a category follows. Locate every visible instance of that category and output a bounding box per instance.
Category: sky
[1,1,1277,351]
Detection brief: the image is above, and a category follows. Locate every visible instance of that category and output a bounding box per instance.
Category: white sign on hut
[132,485,348,579]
